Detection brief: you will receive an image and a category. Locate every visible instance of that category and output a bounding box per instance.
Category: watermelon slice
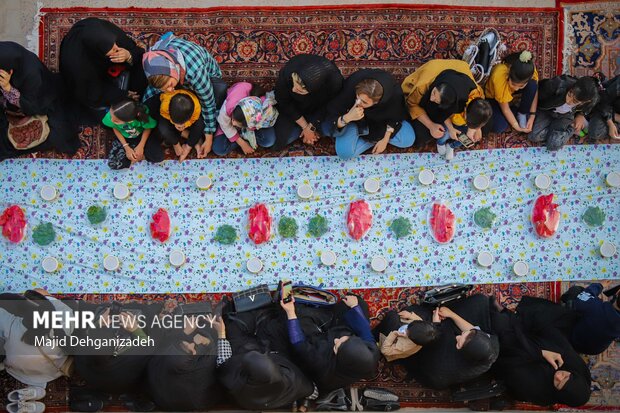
[532,194,560,238]
[430,202,456,244]
[249,203,272,244]
[347,200,373,240]
[150,208,171,242]
[0,205,27,243]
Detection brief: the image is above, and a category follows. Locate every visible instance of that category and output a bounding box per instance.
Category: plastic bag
[150,208,171,242]
[248,203,272,244]
[214,224,237,245]
[347,200,372,240]
[532,194,560,238]
[33,222,56,246]
[0,205,27,243]
[430,202,456,244]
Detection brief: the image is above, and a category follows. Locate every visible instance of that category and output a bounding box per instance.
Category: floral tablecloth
[1,145,618,293]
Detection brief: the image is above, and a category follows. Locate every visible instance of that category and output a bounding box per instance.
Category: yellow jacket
[160,89,201,129]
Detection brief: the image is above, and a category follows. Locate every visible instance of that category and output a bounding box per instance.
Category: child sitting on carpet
[584,74,620,141]
[102,99,163,170]
[528,75,599,151]
[484,50,539,134]
[157,89,204,162]
[213,82,278,156]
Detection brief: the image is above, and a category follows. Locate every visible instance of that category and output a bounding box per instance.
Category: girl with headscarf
[59,18,147,115]
[327,69,414,159]
[273,54,344,149]
[0,41,79,160]
[490,296,591,407]
[213,82,278,156]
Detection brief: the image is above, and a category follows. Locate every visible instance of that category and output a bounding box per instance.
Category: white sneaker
[445,145,455,161]
[437,144,447,155]
[8,387,46,402]
[6,401,45,413]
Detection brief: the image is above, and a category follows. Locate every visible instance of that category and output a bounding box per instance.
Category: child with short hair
[437,97,493,160]
[158,89,204,162]
[586,75,620,141]
[102,99,162,169]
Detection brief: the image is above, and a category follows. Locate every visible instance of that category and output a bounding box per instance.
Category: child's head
[504,50,535,90]
[406,320,441,346]
[169,93,195,127]
[566,76,598,106]
[231,84,267,128]
[110,99,149,124]
[430,83,456,109]
[465,98,493,129]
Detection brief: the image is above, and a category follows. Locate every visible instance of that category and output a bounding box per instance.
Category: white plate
[42,256,59,273]
[104,255,120,271]
[113,183,130,200]
[297,184,314,199]
[246,257,263,273]
[169,250,186,267]
[477,251,494,267]
[371,256,388,272]
[320,250,337,266]
[534,174,551,190]
[364,178,380,193]
[606,171,620,188]
[513,261,529,276]
[196,176,212,190]
[600,241,617,258]
[418,170,435,185]
[40,185,57,201]
[473,175,490,191]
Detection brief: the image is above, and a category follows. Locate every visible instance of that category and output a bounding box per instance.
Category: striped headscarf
[238,92,278,149]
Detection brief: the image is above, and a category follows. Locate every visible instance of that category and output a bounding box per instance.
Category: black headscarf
[419,69,477,123]
[327,69,408,141]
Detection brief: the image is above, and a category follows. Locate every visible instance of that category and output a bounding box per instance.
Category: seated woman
[401,294,499,390]
[529,75,598,150]
[147,315,226,411]
[327,69,414,159]
[142,32,223,158]
[484,50,538,134]
[280,293,380,392]
[213,82,278,156]
[372,308,441,362]
[0,41,79,160]
[490,296,591,407]
[402,59,486,159]
[273,54,343,149]
[59,18,147,119]
[587,75,619,140]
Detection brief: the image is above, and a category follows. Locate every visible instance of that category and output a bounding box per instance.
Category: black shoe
[70,398,104,412]
[603,285,620,298]
[561,286,585,304]
[316,388,349,411]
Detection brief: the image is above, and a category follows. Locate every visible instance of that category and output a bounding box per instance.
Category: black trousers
[157,116,205,147]
[107,132,164,170]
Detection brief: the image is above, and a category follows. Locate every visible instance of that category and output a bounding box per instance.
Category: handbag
[422,284,473,306]
[290,284,338,307]
[6,111,50,150]
[175,301,212,315]
[232,284,273,312]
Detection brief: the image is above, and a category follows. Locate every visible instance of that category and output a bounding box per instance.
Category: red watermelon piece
[0,205,27,243]
[347,200,373,240]
[249,203,272,244]
[532,194,560,238]
[150,208,171,242]
[430,203,456,244]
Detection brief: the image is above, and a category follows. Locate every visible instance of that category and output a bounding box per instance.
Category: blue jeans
[436,124,467,148]
[212,127,277,156]
[334,121,415,160]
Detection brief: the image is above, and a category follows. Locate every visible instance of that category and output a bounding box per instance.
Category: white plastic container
[196,176,212,190]
[534,174,551,190]
[418,170,435,185]
[103,255,120,271]
[473,175,490,191]
[320,250,337,266]
[600,241,617,258]
[477,251,494,268]
[169,250,186,267]
[513,260,529,277]
[605,171,620,188]
[297,184,314,199]
[40,185,58,201]
[113,183,130,200]
[42,256,59,273]
[371,256,388,272]
[363,178,380,194]
[246,257,263,274]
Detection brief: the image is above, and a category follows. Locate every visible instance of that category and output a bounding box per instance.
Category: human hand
[127,90,140,101]
[178,144,192,162]
[448,127,459,141]
[183,315,197,335]
[124,146,137,161]
[237,138,255,155]
[0,69,13,92]
[280,296,297,318]
[342,294,359,308]
[180,341,197,355]
[212,315,226,338]
[301,126,319,145]
[120,311,140,332]
[398,310,416,323]
[526,116,535,132]
[372,139,389,154]
[437,307,455,319]
[134,144,145,161]
[573,114,587,132]
[196,134,213,158]
[108,47,131,63]
[345,105,365,122]
[430,123,446,139]
[608,122,619,139]
[542,349,564,370]
[432,307,442,323]
[467,127,482,143]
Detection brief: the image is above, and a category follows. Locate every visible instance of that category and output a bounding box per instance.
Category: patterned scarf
[238,92,278,149]
[142,32,186,83]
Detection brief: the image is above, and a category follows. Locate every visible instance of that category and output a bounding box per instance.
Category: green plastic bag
[308,214,329,238]
[87,205,107,225]
[390,217,412,239]
[214,224,237,245]
[278,217,298,238]
[32,222,56,246]
[474,207,497,229]
[582,206,605,227]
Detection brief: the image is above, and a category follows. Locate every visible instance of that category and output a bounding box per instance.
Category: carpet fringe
[27,1,44,54]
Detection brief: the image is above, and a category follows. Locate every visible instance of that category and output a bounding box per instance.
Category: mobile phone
[457,133,475,148]
[281,280,293,303]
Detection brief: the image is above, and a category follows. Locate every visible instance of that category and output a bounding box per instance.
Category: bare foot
[173,143,183,157]
[179,144,192,162]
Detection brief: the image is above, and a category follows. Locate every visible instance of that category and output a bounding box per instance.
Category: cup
[534,174,551,190]
[600,241,617,258]
[104,255,120,272]
[513,260,529,277]
[418,170,435,186]
[169,250,186,267]
[113,183,130,200]
[42,256,59,273]
[40,185,58,201]
[320,250,337,266]
[477,251,494,268]
[473,175,490,191]
[196,176,212,190]
[364,178,380,194]
[605,171,620,188]
[246,257,263,274]
[297,184,314,199]
[371,256,388,272]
